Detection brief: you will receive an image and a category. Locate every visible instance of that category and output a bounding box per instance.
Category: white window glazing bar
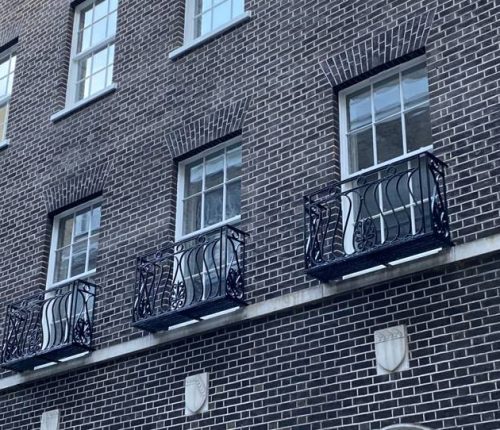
[72,36,115,62]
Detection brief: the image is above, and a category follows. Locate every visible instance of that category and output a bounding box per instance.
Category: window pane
[0,59,8,78]
[107,11,117,37]
[376,117,403,163]
[77,57,92,81]
[374,76,400,120]
[71,240,88,277]
[195,12,212,38]
[213,1,231,28]
[410,159,431,203]
[185,162,203,197]
[232,0,245,16]
[226,146,241,180]
[91,69,107,94]
[94,0,108,22]
[0,77,7,97]
[356,176,380,219]
[54,247,70,283]
[383,209,412,242]
[109,0,118,12]
[205,152,224,188]
[88,236,99,271]
[414,200,431,234]
[204,187,223,227]
[183,195,202,235]
[106,64,114,87]
[78,27,92,53]
[195,0,212,14]
[403,65,429,109]
[0,104,7,140]
[348,128,373,173]
[347,89,371,131]
[381,164,410,211]
[226,180,241,219]
[405,106,432,152]
[77,79,91,101]
[91,206,101,233]
[74,209,90,241]
[91,17,107,46]
[57,215,74,248]
[107,44,115,63]
[92,47,108,73]
[6,74,13,94]
[80,4,93,29]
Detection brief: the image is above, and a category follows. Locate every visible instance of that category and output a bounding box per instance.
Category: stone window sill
[50,84,117,122]
[168,12,252,60]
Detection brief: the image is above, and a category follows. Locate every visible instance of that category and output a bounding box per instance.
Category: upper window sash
[184,0,246,42]
[176,137,242,241]
[74,0,118,56]
[339,57,432,180]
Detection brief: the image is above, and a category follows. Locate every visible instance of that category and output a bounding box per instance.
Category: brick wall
[0,0,499,428]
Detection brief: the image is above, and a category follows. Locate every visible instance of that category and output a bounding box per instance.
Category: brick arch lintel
[43,163,111,214]
[320,9,437,89]
[0,24,20,52]
[165,97,252,160]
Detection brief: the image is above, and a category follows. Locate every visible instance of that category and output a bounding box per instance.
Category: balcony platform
[1,343,92,373]
[133,295,246,333]
[307,231,451,282]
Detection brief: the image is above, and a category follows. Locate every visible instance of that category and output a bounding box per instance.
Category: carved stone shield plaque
[41,410,60,430]
[185,373,209,416]
[374,325,409,375]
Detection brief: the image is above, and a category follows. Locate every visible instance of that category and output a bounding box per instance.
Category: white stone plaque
[374,325,409,375]
[41,409,60,430]
[185,372,209,416]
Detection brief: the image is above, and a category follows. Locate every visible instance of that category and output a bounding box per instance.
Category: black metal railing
[1,280,99,372]
[304,152,451,281]
[133,225,248,332]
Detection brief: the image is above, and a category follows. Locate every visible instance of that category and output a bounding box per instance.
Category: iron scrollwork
[303,152,451,279]
[1,280,99,370]
[133,225,248,328]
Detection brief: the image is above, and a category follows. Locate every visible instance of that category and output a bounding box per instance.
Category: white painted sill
[0,139,9,150]
[169,11,252,60]
[50,84,117,122]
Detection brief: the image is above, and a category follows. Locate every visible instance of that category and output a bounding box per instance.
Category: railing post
[303,196,309,270]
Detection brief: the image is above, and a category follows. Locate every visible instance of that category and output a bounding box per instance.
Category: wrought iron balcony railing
[133,225,248,332]
[1,280,99,372]
[304,152,451,282]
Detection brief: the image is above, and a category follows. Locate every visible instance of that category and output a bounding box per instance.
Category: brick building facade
[0,0,499,429]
